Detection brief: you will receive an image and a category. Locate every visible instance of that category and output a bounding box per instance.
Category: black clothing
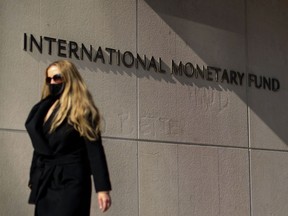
[25,96,111,216]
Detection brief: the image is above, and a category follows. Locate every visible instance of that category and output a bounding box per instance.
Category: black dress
[25,96,111,216]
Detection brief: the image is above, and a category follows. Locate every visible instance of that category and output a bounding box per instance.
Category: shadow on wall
[143,0,288,147]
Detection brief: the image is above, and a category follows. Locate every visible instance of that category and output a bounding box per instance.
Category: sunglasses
[46,74,63,84]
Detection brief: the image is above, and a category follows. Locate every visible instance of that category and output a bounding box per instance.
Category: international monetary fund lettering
[23,33,280,92]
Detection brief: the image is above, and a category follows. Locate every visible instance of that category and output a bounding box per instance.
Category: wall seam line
[1,128,288,153]
[244,0,253,215]
[136,1,140,216]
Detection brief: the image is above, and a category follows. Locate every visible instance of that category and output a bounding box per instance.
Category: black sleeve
[84,135,112,193]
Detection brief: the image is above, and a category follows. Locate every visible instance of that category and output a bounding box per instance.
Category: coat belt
[28,151,84,204]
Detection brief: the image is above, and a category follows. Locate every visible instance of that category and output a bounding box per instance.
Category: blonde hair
[42,60,101,140]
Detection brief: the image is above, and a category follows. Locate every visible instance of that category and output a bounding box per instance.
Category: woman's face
[46,65,63,85]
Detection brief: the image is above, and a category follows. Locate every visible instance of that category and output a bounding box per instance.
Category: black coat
[25,96,111,216]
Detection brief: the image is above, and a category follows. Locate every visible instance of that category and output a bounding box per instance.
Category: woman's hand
[97,191,111,212]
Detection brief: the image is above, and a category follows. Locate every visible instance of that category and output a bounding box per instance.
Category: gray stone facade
[1,0,288,215]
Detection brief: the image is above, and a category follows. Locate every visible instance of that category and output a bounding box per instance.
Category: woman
[25,60,111,216]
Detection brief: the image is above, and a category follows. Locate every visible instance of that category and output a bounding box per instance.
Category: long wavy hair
[41,60,101,140]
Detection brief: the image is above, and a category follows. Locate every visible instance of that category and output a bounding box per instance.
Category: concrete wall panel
[0,0,41,130]
[139,142,178,216]
[0,0,138,139]
[138,142,250,216]
[251,150,288,216]
[0,130,34,215]
[39,0,136,47]
[138,0,248,147]
[247,0,288,150]
[178,145,250,216]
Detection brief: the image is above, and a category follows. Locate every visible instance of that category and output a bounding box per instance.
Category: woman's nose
[50,78,57,84]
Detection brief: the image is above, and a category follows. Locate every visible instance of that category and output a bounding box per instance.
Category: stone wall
[1,0,288,215]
